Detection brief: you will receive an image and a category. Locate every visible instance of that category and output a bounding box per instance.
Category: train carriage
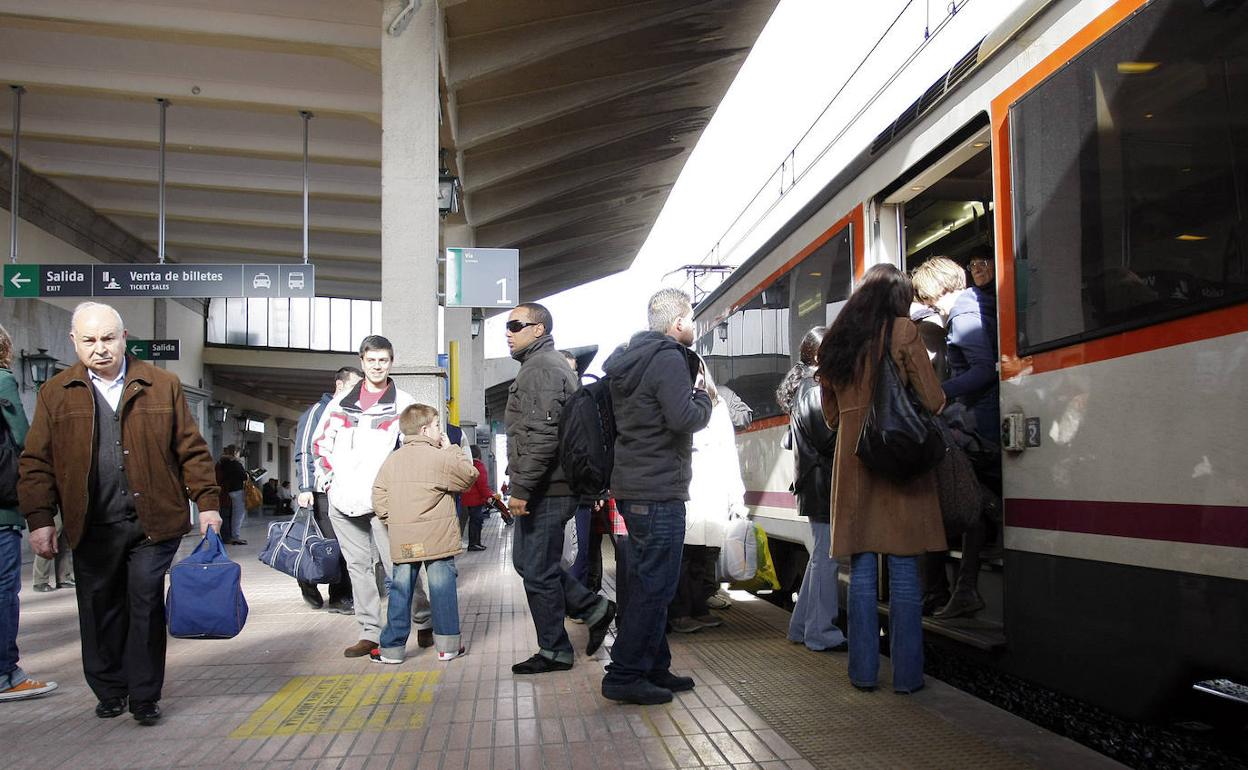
[694,0,1248,720]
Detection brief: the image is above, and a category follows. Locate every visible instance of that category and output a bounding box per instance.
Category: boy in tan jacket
[370,404,478,663]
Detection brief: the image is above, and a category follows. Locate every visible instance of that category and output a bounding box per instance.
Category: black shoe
[602,679,673,705]
[229,539,247,546]
[646,671,695,692]
[922,591,951,617]
[933,590,985,620]
[826,641,848,652]
[95,696,127,718]
[511,654,573,675]
[326,598,354,615]
[300,587,324,610]
[585,599,616,656]
[132,701,162,726]
[467,544,486,551]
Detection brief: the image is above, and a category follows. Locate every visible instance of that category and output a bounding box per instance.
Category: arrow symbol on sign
[9,273,31,290]
[130,345,143,356]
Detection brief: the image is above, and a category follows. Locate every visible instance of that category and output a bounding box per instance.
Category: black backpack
[558,376,616,497]
[0,407,19,508]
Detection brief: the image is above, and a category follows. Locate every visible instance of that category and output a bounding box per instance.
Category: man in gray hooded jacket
[504,302,615,674]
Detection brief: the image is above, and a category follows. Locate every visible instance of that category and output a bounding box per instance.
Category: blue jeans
[511,495,608,664]
[0,529,26,690]
[567,504,592,586]
[380,558,460,660]
[789,521,846,650]
[849,553,924,692]
[604,500,685,686]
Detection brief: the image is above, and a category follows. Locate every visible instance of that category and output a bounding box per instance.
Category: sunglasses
[505,320,541,333]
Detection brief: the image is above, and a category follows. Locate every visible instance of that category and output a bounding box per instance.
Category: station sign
[3,263,315,299]
[127,338,180,361]
[444,247,518,308]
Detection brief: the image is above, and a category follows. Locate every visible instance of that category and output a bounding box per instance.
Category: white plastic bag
[559,516,578,571]
[717,517,757,582]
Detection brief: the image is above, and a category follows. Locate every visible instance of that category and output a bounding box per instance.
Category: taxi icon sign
[252,273,271,290]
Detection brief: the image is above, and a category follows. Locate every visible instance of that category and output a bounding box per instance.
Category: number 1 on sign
[496,278,509,304]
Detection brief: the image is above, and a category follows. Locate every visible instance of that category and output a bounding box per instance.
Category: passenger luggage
[717,517,757,582]
[167,529,249,639]
[0,408,18,508]
[558,376,616,497]
[855,327,945,481]
[560,516,578,571]
[730,524,781,592]
[257,506,342,584]
[934,424,983,536]
[243,477,263,511]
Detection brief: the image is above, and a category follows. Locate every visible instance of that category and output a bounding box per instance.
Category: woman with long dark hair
[816,264,946,693]
[779,326,847,651]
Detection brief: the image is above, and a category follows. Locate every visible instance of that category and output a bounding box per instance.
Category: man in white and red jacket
[312,335,431,658]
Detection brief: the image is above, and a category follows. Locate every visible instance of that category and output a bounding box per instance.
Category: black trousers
[297,492,352,603]
[72,517,180,706]
[669,544,716,619]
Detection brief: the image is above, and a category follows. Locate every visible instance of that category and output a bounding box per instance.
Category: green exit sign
[3,265,39,297]
[127,339,180,361]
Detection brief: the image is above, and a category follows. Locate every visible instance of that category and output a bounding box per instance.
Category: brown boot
[417,629,434,648]
[344,639,377,658]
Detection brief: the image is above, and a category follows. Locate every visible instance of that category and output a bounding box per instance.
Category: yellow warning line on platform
[229,672,440,739]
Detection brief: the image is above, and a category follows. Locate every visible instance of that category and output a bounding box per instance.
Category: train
[693,0,1248,721]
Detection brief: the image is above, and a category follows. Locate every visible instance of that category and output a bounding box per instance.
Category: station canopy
[0,0,778,302]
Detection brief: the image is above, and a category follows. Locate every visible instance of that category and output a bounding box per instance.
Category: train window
[1010,0,1248,355]
[696,223,854,422]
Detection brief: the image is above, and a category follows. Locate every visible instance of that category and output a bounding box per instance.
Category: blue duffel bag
[257,506,342,584]
[167,528,249,639]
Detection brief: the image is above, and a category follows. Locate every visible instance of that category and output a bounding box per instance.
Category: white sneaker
[707,592,732,610]
[438,646,466,662]
[368,650,402,665]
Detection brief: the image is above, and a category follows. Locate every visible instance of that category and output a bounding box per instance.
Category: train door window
[901,146,994,274]
[1010,0,1248,355]
[789,225,854,346]
[720,273,791,421]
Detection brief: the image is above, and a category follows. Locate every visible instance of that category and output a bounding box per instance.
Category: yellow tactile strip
[690,635,1033,769]
[229,671,440,739]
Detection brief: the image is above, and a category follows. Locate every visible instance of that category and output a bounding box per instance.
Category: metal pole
[9,85,24,264]
[300,111,312,264]
[157,98,168,264]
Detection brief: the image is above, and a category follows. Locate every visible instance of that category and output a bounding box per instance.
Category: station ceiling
[0,0,778,302]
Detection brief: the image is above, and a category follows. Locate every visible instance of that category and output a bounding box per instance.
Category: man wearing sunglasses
[504,304,615,675]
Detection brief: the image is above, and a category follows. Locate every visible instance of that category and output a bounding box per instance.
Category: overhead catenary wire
[706,0,972,268]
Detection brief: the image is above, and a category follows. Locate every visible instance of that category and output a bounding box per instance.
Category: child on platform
[370,403,478,663]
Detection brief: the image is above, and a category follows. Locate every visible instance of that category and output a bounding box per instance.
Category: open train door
[991,0,1248,718]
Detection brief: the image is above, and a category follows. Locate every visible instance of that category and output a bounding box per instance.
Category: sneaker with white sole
[368,649,403,665]
[438,646,466,662]
[706,592,732,610]
[0,678,58,701]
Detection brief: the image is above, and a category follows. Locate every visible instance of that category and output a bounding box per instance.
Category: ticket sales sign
[3,263,315,299]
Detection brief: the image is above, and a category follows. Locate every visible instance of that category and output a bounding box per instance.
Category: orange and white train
[694,0,1248,719]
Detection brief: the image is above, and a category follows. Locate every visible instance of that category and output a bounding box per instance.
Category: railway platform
[3,515,1121,770]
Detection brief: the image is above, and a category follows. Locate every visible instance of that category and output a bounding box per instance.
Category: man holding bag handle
[19,302,222,726]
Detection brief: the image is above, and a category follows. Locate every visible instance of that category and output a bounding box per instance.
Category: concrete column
[380,0,444,411]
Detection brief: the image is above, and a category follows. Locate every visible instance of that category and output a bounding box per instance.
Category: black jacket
[785,374,835,522]
[504,334,578,501]
[604,331,712,501]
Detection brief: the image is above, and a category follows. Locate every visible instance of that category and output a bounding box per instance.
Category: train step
[877,602,1006,651]
[1192,679,1248,706]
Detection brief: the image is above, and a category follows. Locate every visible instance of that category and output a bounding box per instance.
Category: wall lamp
[470,310,483,339]
[207,401,231,424]
[20,348,58,391]
[716,321,730,342]
[437,148,462,217]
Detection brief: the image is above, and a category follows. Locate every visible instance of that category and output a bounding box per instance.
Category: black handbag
[257,506,342,584]
[933,421,982,534]
[854,325,946,482]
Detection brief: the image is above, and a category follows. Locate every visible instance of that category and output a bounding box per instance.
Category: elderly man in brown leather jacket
[19,302,221,727]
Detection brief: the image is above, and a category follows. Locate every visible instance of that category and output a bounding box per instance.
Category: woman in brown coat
[817,264,946,694]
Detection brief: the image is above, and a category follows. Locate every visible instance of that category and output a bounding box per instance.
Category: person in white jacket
[668,371,748,632]
[312,335,431,658]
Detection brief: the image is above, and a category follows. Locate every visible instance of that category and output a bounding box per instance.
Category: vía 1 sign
[444,248,519,308]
